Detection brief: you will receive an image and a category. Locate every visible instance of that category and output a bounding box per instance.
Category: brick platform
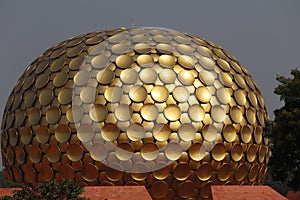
[0,188,21,197]
[0,186,151,200]
[286,191,300,200]
[0,185,292,199]
[80,186,151,200]
[210,185,288,200]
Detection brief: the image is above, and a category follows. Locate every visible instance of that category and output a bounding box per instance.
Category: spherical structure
[1,27,269,199]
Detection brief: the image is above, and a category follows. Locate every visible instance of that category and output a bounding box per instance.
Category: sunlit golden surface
[1,27,269,199]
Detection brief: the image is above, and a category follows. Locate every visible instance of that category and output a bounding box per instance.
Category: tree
[266,68,300,191]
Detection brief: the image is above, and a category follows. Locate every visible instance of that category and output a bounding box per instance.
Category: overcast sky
[0,1,299,168]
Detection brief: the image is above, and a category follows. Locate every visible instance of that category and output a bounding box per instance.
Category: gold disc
[129,86,147,102]
[178,123,196,142]
[101,123,120,142]
[77,124,94,143]
[164,104,181,121]
[202,124,218,142]
[23,165,37,183]
[178,181,195,198]
[211,143,226,161]
[165,142,182,161]
[234,89,246,106]
[59,164,74,180]
[223,124,236,143]
[36,126,50,144]
[39,88,53,106]
[196,86,211,103]
[218,164,233,181]
[82,163,98,182]
[188,104,205,122]
[230,106,243,123]
[53,72,68,87]
[141,104,159,121]
[197,163,213,181]
[153,123,171,142]
[178,55,195,69]
[120,68,138,84]
[258,145,267,163]
[90,143,108,161]
[173,86,189,103]
[74,70,91,86]
[115,142,134,161]
[249,164,259,182]
[150,181,169,198]
[246,108,256,125]
[189,142,206,161]
[199,56,215,70]
[127,123,145,141]
[141,142,159,161]
[46,106,61,124]
[235,164,248,181]
[211,105,226,123]
[89,104,108,122]
[159,69,176,83]
[67,143,83,162]
[247,144,258,163]
[104,86,123,103]
[131,162,149,181]
[55,124,71,143]
[80,87,96,103]
[28,108,41,126]
[217,88,231,104]
[174,163,190,181]
[46,145,61,163]
[97,69,115,84]
[15,146,25,164]
[153,163,170,180]
[115,55,133,68]
[20,127,32,145]
[105,163,124,181]
[241,125,252,143]
[66,106,83,123]
[158,55,176,68]
[40,165,54,181]
[254,126,263,144]
[137,54,154,67]
[231,144,243,162]
[151,85,169,102]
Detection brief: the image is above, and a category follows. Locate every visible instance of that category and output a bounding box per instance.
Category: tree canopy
[267,68,300,191]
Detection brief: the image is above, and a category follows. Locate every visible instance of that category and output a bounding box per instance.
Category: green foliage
[0,171,22,188]
[263,168,290,196]
[0,179,89,200]
[0,171,10,188]
[266,68,300,191]
[0,196,11,200]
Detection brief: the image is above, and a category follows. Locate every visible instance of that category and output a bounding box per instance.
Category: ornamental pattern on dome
[1,27,269,199]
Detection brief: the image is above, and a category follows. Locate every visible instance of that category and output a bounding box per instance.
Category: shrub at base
[0,179,89,200]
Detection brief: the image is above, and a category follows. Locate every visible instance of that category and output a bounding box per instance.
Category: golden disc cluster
[1,27,269,199]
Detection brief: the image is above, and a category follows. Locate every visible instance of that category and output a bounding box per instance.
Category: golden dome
[1,27,269,199]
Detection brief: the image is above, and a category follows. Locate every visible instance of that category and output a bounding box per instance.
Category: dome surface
[1,27,269,199]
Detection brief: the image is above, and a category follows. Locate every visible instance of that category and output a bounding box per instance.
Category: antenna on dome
[130,18,136,28]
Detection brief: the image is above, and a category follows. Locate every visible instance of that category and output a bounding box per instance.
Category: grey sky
[0,1,300,168]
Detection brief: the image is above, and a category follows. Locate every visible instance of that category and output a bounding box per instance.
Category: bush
[0,171,23,188]
[0,179,89,200]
